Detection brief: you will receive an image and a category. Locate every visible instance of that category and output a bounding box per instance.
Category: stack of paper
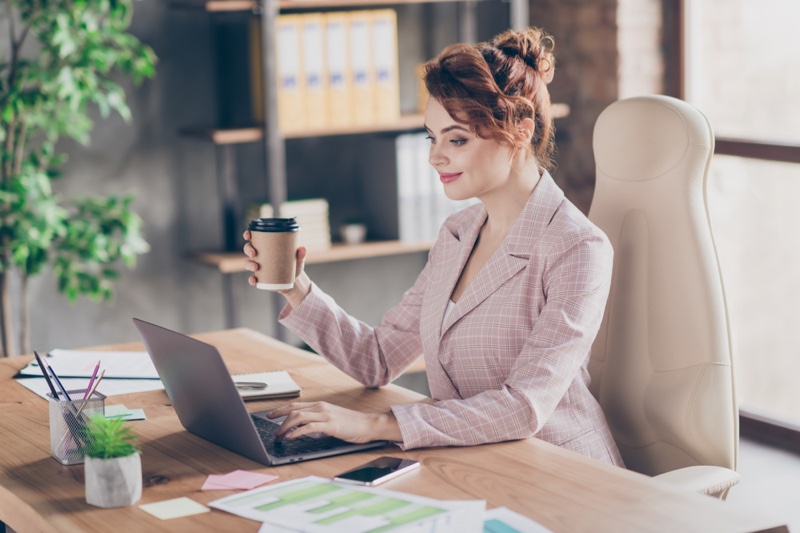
[210,476,486,533]
[15,349,166,399]
[258,198,332,252]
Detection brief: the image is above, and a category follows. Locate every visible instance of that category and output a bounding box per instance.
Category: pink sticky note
[201,470,278,491]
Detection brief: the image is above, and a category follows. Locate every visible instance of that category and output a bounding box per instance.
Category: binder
[413,133,436,240]
[371,10,400,124]
[324,12,353,128]
[348,11,376,126]
[299,14,328,130]
[395,134,418,242]
[275,15,305,133]
[416,63,429,113]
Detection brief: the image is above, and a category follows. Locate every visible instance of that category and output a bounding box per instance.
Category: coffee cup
[247,217,301,290]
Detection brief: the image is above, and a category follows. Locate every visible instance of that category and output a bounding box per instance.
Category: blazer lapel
[431,205,487,341]
[440,171,565,338]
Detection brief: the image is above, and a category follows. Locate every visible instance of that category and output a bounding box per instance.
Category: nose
[428,143,447,167]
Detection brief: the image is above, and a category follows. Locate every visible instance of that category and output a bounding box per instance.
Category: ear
[518,117,535,144]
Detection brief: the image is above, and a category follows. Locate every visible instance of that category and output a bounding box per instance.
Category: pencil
[82,361,102,400]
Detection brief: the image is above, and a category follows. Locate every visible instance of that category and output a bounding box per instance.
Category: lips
[438,172,462,184]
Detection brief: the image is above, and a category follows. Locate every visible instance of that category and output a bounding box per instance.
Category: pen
[48,366,73,403]
[33,350,59,399]
[235,382,268,390]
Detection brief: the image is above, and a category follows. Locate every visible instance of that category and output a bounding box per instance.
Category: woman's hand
[268,401,402,444]
[242,230,312,309]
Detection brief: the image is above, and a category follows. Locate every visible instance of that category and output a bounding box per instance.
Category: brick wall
[529,0,666,212]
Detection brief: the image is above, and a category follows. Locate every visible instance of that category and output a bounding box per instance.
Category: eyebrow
[424,124,471,135]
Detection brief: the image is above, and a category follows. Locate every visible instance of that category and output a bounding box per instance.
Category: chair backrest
[587,95,738,476]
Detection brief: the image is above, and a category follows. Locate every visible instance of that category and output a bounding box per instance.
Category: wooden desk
[0,328,786,532]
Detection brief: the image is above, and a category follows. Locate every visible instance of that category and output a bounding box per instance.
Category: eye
[450,139,467,146]
[425,135,436,144]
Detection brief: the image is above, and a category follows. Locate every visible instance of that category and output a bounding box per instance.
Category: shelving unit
[176,0,557,329]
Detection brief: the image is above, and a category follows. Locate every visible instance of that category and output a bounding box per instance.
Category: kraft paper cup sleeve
[250,229,299,290]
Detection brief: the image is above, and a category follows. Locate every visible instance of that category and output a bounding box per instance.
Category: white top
[442,299,456,329]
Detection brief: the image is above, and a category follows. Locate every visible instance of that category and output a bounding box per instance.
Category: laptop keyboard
[251,415,348,458]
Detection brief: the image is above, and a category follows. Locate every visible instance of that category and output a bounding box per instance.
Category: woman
[243,27,624,466]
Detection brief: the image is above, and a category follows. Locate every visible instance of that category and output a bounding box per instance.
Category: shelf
[172,0,471,13]
[180,114,428,144]
[180,104,570,145]
[192,240,434,273]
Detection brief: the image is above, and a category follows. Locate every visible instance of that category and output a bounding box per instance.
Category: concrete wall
[9,1,667,356]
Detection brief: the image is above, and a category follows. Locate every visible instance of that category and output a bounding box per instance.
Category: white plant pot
[85,453,142,508]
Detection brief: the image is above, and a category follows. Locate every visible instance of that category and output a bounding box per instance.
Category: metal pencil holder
[47,389,106,465]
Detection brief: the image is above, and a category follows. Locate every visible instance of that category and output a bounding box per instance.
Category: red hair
[423,27,557,170]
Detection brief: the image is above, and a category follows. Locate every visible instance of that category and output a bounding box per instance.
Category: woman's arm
[244,229,432,386]
[391,232,613,449]
[278,257,432,387]
[268,402,403,443]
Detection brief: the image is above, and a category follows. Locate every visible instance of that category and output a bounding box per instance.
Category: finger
[268,402,316,418]
[248,275,257,286]
[276,411,328,440]
[244,243,256,258]
[245,260,259,272]
[284,421,329,440]
[296,246,307,276]
[243,230,252,241]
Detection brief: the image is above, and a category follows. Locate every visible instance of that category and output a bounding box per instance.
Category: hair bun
[494,28,556,84]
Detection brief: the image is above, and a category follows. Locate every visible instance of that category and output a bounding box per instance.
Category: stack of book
[250,9,401,133]
[255,198,332,252]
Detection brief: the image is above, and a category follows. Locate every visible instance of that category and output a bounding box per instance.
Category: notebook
[132,318,387,466]
[233,371,301,401]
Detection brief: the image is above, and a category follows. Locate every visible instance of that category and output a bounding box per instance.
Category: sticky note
[201,470,278,490]
[139,497,210,520]
[105,404,146,420]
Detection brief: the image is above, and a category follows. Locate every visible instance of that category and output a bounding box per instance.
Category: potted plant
[84,414,142,508]
[0,0,157,357]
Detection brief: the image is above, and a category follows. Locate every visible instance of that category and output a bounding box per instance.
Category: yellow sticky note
[139,497,210,520]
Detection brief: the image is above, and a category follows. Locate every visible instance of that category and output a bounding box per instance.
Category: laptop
[132,318,387,466]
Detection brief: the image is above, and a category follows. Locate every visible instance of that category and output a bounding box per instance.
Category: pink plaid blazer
[280,171,624,466]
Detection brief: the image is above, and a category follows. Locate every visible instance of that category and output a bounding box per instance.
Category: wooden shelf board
[284,113,428,138]
[192,240,434,273]
[172,0,471,12]
[180,105,569,145]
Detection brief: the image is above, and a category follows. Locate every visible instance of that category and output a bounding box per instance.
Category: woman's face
[424,98,515,202]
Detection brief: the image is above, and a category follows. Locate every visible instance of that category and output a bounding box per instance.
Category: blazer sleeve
[390,230,613,449]
[278,254,434,388]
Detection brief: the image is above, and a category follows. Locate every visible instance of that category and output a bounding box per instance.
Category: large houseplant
[0,0,157,357]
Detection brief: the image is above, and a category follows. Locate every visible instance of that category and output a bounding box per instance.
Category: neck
[480,158,542,238]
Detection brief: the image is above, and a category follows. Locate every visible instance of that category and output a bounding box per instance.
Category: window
[684,0,800,434]
[685,0,800,143]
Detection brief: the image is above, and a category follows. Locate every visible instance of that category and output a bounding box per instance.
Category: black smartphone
[333,456,420,486]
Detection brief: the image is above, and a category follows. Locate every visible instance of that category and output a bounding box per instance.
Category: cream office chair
[587,95,740,499]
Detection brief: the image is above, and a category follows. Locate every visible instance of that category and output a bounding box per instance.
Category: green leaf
[2,0,156,307]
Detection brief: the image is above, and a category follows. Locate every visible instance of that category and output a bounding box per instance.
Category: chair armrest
[654,465,741,497]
